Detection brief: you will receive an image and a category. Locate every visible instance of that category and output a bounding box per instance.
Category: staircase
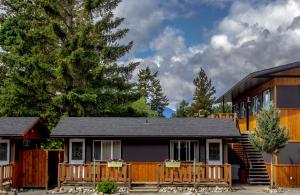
[240,133,270,185]
[129,184,159,193]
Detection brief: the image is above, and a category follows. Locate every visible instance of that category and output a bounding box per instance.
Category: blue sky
[115,0,300,110]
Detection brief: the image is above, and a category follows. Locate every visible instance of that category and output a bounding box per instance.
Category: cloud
[136,0,300,109]
[114,0,199,54]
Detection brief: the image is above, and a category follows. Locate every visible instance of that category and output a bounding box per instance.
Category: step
[249,181,270,185]
[129,189,159,193]
[249,175,269,178]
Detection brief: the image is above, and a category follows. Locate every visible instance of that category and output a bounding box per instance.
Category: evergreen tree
[137,67,168,116]
[191,68,216,115]
[175,99,191,117]
[249,103,289,188]
[212,103,232,113]
[149,79,168,116]
[0,0,140,125]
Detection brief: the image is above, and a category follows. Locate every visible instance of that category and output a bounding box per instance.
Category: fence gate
[19,150,48,188]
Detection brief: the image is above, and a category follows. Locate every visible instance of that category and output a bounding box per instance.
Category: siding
[122,139,169,162]
[262,143,300,164]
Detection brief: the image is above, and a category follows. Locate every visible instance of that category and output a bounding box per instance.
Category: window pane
[113,141,121,159]
[263,90,271,109]
[0,143,7,161]
[94,141,101,160]
[180,142,187,161]
[190,142,195,161]
[102,141,111,161]
[209,143,220,161]
[173,142,179,160]
[71,142,83,160]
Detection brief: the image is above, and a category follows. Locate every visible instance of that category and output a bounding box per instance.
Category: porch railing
[58,162,131,187]
[0,163,14,190]
[58,162,231,188]
[158,163,231,188]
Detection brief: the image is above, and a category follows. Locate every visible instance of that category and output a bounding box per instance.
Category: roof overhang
[216,61,300,103]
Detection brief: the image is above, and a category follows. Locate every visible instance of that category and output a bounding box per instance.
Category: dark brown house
[0,117,50,189]
[51,117,240,186]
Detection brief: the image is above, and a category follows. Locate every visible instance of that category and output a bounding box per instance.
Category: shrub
[96,180,118,194]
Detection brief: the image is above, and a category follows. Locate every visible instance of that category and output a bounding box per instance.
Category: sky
[114,0,300,110]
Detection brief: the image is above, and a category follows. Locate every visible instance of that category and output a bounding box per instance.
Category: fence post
[157,164,160,188]
[128,164,131,189]
[57,163,61,188]
[0,165,3,190]
[228,164,232,190]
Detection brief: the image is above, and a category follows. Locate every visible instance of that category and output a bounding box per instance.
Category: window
[93,140,121,161]
[209,143,220,161]
[239,102,246,118]
[206,139,222,164]
[69,139,85,164]
[170,140,198,161]
[263,89,271,109]
[252,95,260,114]
[0,140,9,165]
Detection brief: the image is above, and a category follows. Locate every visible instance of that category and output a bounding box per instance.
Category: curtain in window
[101,141,111,160]
[0,143,7,161]
[263,89,271,109]
[113,141,121,159]
[71,142,83,160]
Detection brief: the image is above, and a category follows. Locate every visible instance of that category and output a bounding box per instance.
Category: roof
[0,117,40,136]
[51,117,240,138]
[216,61,300,103]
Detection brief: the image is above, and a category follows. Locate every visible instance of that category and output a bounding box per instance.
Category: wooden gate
[19,150,48,188]
[130,162,158,183]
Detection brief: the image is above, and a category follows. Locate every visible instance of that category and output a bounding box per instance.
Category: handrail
[0,163,14,190]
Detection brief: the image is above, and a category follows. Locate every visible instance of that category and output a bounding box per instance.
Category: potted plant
[107,159,123,168]
[165,159,181,168]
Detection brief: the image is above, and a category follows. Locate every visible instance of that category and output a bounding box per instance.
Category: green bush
[96,180,118,194]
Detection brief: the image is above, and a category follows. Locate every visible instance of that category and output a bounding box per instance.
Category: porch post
[64,138,68,162]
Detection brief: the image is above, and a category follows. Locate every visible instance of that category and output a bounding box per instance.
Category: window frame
[69,138,85,164]
[0,139,10,165]
[206,139,222,165]
[93,140,121,161]
[169,140,199,162]
[263,89,271,109]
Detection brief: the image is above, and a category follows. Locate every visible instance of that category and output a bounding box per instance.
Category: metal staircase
[240,133,270,185]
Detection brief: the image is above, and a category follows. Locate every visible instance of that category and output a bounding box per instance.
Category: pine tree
[175,99,191,117]
[137,67,168,116]
[149,79,168,116]
[0,0,140,125]
[191,68,216,115]
[249,103,289,188]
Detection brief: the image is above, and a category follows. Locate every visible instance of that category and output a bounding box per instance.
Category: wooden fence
[0,164,14,190]
[58,163,131,187]
[58,162,231,188]
[158,163,231,187]
[266,163,300,187]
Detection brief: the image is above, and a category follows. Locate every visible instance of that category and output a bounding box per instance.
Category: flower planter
[107,161,123,168]
[165,161,181,168]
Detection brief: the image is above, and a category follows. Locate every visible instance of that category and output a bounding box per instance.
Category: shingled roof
[0,117,40,136]
[51,117,240,138]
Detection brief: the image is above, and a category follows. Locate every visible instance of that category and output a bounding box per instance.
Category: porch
[57,162,232,188]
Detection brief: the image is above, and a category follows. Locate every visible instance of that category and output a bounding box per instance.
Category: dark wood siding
[277,85,300,108]
[122,139,169,162]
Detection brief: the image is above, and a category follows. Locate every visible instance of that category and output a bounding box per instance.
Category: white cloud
[135,0,300,108]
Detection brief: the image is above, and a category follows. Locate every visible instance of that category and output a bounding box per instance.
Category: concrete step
[129,189,159,193]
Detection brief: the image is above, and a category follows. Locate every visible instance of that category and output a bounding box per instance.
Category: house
[0,117,60,189]
[217,61,300,187]
[51,117,240,187]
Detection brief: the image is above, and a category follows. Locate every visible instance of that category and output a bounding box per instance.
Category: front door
[206,139,223,179]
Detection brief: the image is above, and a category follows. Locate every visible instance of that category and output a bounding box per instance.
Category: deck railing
[158,163,231,188]
[208,113,236,119]
[0,163,14,190]
[58,162,231,188]
[58,162,131,187]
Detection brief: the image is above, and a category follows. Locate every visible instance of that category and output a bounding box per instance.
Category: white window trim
[93,140,121,161]
[69,138,85,164]
[0,139,10,165]
[206,139,222,165]
[170,140,199,162]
